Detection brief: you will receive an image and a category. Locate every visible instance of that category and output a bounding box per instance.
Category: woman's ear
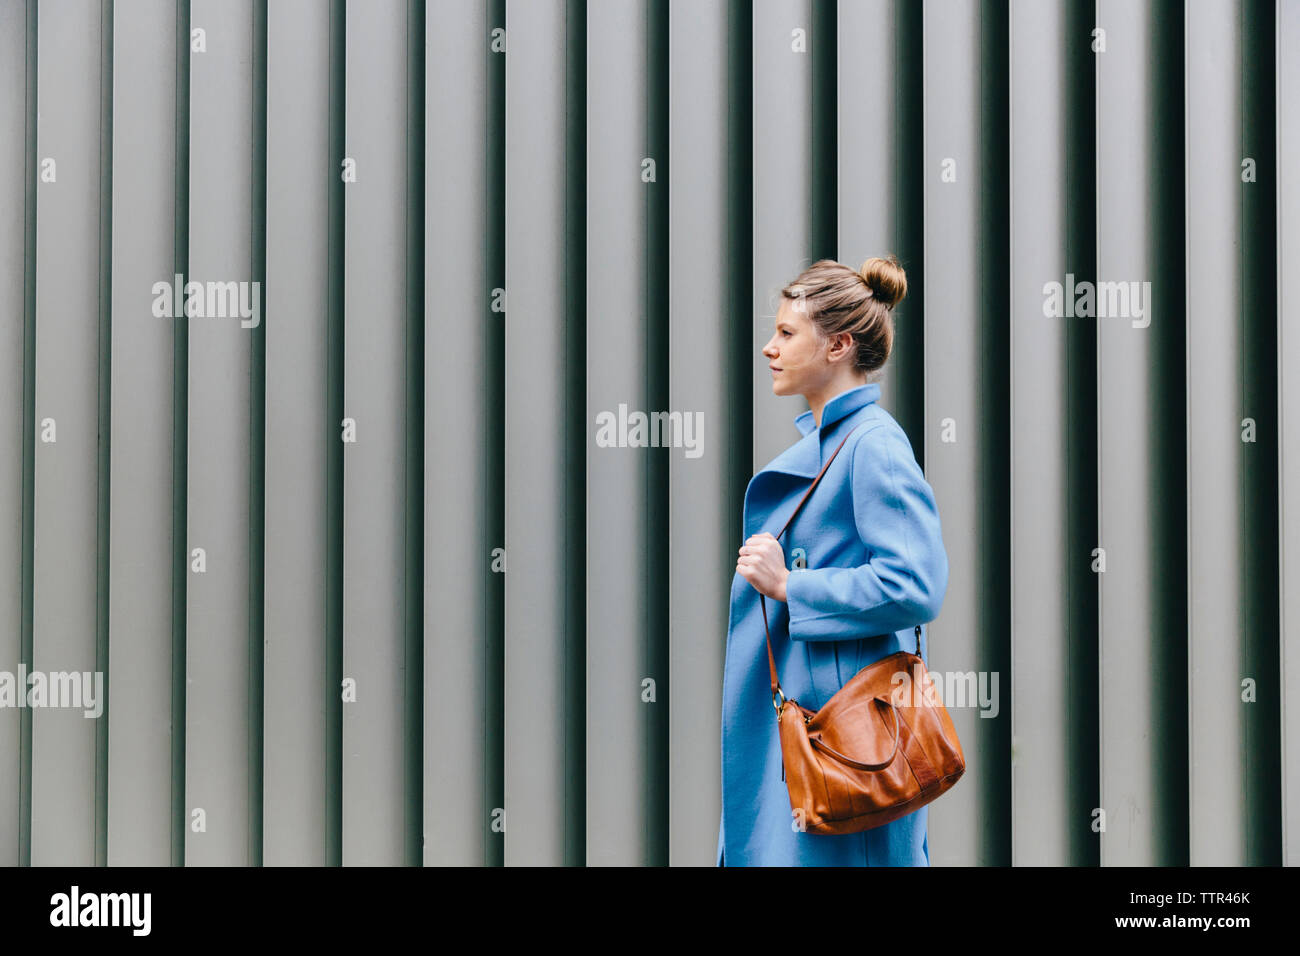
[827,331,855,363]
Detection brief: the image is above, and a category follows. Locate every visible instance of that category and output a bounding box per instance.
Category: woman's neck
[806,375,869,428]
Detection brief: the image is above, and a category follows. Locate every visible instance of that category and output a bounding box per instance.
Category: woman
[717,255,949,867]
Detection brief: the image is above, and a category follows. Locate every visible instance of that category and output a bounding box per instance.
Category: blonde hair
[779,255,908,374]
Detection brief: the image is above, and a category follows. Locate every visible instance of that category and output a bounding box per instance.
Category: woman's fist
[736,532,790,602]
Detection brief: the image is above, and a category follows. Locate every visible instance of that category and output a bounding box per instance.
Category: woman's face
[762,297,831,397]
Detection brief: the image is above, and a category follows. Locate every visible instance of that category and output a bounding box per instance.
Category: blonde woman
[717,256,949,866]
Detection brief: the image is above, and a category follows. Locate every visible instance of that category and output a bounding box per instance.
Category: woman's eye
[781,330,791,337]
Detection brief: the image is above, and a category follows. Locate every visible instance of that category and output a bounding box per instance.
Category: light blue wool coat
[717,382,949,867]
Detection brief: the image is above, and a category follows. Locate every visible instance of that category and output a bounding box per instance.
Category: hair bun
[858,255,907,309]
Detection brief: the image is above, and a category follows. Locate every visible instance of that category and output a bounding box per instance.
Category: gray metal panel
[1185,0,1244,865]
[667,0,729,866]
[1095,0,1164,866]
[30,0,102,866]
[6,0,1299,871]
[837,0,903,408]
[342,0,408,865]
[504,0,569,865]
[0,0,28,867]
[1281,0,1300,867]
[424,0,493,865]
[1009,0,1069,864]
[185,0,254,866]
[921,0,984,866]
[263,0,330,866]
[752,0,812,468]
[586,0,649,866]
[106,0,176,866]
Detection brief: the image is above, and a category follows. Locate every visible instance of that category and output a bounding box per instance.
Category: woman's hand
[736,532,791,602]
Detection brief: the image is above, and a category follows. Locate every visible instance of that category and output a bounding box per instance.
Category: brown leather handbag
[757,424,965,835]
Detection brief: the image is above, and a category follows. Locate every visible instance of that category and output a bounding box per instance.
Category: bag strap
[756,421,920,711]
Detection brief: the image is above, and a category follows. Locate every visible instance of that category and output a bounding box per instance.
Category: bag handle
[808,697,901,770]
[756,422,921,713]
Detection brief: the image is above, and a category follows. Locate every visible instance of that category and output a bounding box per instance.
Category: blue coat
[717,382,949,866]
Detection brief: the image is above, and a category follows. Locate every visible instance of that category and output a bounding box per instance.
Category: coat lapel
[755,382,882,479]
[743,382,882,537]
[754,428,822,481]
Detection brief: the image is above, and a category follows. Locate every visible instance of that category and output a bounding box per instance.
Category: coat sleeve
[784,424,948,641]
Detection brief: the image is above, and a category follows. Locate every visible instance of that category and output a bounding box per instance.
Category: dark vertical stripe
[18,0,37,869]
[403,0,425,867]
[895,0,925,453]
[1240,0,1280,865]
[170,0,191,868]
[94,0,114,868]
[1148,0,1188,866]
[483,0,506,869]
[1063,0,1099,866]
[325,0,345,867]
[248,0,268,867]
[810,0,835,260]
[726,0,753,582]
[977,0,1013,866]
[644,0,669,866]
[562,0,587,866]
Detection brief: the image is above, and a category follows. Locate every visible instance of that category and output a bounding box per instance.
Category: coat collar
[757,382,881,480]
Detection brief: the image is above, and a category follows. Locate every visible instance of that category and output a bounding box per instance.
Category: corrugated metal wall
[0,0,1294,867]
